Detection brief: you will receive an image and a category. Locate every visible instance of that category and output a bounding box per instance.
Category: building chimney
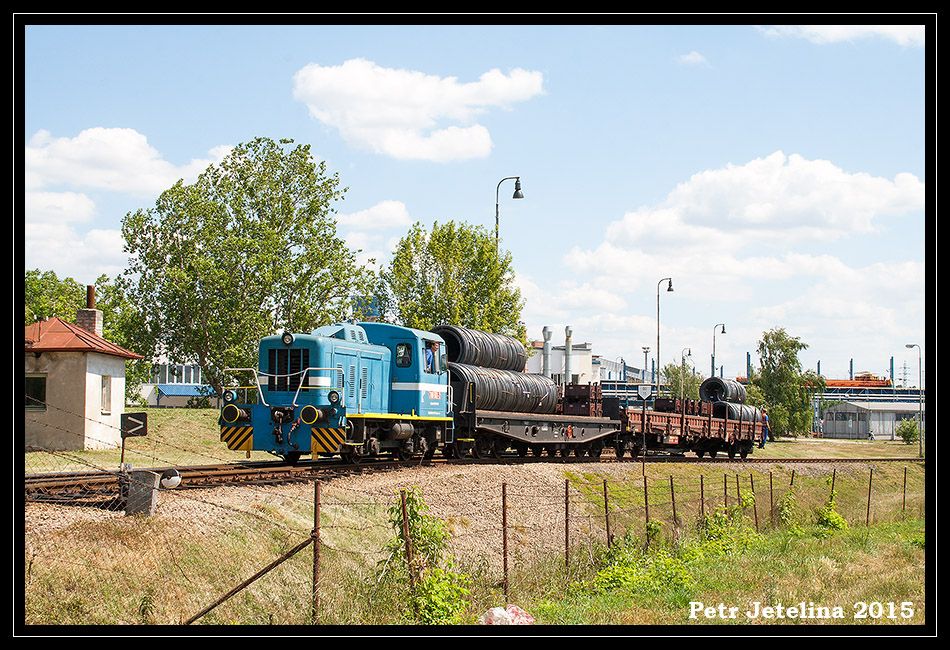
[564,325,573,386]
[542,326,552,378]
[76,284,103,337]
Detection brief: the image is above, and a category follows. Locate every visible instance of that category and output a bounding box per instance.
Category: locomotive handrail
[223,366,346,409]
[291,367,346,409]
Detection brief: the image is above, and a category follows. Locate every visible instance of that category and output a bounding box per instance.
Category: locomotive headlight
[222,389,236,404]
[281,331,294,346]
[327,390,340,404]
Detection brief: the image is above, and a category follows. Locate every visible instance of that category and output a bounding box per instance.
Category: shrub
[896,419,920,445]
[412,567,472,625]
[816,490,848,533]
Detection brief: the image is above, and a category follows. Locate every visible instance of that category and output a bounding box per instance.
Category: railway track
[24,455,924,503]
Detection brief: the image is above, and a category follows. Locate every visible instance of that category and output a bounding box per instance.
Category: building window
[101,375,112,415]
[26,375,46,411]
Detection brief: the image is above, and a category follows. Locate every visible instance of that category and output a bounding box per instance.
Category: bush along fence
[23,459,926,625]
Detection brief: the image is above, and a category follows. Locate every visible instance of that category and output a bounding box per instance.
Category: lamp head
[512,178,524,199]
[667,279,674,292]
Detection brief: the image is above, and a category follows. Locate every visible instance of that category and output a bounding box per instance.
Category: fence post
[564,479,570,571]
[603,479,612,547]
[312,479,320,625]
[750,473,758,532]
[400,489,417,593]
[769,471,774,527]
[700,475,705,518]
[902,466,907,513]
[790,468,796,486]
[502,482,509,601]
[723,473,728,508]
[669,475,677,528]
[830,468,837,499]
[866,468,873,528]
[735,473,740,511]
[643,474,650,549]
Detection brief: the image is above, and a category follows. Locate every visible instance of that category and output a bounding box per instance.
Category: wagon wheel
[515,443,529,457]
[614,441,627,459]
[695,449,705,458]
[473,435,494,460]
[573,445,587,458]
[531,445,545,457]
[492,438,509,459]
[727,444,737,460]
[708,449,718,459]
[589,440,604,458]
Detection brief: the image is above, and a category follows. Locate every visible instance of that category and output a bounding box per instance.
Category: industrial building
[820,401,924,440]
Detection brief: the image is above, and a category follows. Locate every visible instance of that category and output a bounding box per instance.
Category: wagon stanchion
[312,479,321,625]
[603,479,612,548]
[502,482,509,601]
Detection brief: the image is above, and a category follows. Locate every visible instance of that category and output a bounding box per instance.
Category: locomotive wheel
[341,449,363,465]
[284,452,302,465]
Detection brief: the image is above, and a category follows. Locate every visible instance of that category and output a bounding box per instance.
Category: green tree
[660,362,701,400]
[24,269,85,324]
[753,328,825,437]
[121,136,376,394]
[25,270,152,404]
[382,220,526,343]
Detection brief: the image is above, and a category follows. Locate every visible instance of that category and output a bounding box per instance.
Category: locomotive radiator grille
[311,427,346,453]
[220,426,254,451]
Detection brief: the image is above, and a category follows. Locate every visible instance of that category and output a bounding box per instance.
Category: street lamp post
[495,176,524,256]
[642,347,650,384]
[656,278,673,396]
[712,323,725,378]
[680,348,692,402]
[905,343,923,458]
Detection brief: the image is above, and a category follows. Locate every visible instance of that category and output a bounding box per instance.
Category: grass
[754,437,921,460]
[24,458,926,626]
[26,407,274,474]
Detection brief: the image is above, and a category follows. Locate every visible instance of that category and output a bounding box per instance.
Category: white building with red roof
[25,288,142,451]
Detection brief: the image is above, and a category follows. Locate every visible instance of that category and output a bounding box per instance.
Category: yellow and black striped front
[220,425,254,451]
[311,427,346,453]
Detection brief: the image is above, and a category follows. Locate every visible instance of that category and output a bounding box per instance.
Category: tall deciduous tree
[754,328,825,436]
[24,269,85,325]
[382,221,526,343]
[121,137,375,393]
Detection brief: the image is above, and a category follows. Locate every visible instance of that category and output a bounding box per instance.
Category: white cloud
[26,128,232,195]
[759,25,925,47]
[337,200,412,230]
[292,58,544,161]
[677,51,709,66]
[25,191,96,224]
[24,224,128,280]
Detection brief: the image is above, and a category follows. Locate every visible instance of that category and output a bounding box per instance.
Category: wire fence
[23,448,926,625]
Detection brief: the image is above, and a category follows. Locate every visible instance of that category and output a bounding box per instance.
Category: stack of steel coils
[700,376,762,422]
[435,325,556,414]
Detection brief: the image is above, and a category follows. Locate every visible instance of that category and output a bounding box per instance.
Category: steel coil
[699,377,747,404]
[434,325,527,371]
[448,362,557,413]
[711,401,762,422]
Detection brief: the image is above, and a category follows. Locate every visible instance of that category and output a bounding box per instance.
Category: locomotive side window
[396,343,412,367]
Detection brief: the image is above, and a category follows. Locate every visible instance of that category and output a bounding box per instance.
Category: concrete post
[126,470,161,516]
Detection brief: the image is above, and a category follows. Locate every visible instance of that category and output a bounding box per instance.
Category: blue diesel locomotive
[219,322,453,463]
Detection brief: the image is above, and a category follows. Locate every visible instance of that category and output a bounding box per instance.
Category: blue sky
[22,23,929,386]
